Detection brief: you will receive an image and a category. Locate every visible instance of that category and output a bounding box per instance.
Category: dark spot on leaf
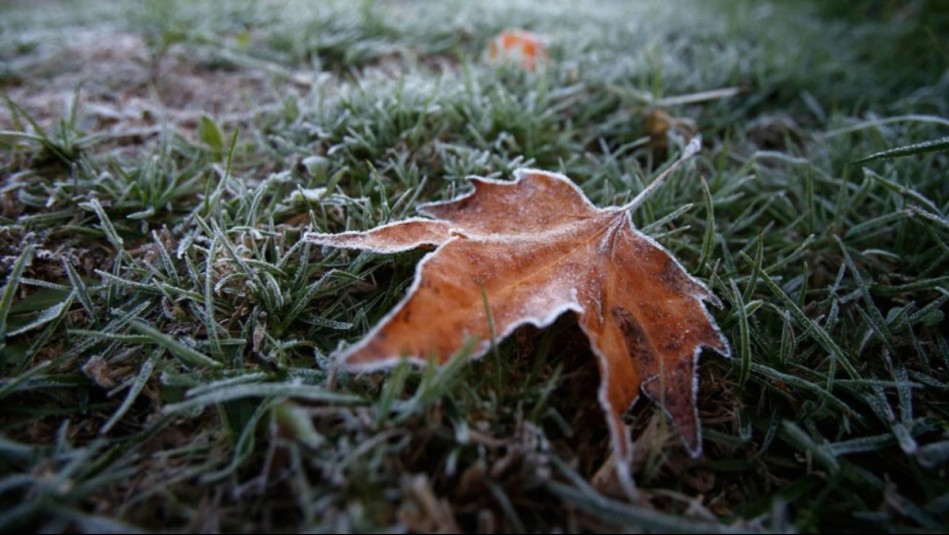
[611,307,654,366]
[660,257,688,292]
[641,302,664,322]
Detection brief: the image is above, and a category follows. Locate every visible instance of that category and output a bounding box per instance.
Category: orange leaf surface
[306,140,729,491]
[487,29,549,71]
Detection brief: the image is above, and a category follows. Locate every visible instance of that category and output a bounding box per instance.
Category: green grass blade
[128,320,222,369]
[0,245,37,343]
[99,349,161,434]
[853,136,949,165]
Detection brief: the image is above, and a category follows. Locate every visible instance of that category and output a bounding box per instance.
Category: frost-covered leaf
[306,139,730,491]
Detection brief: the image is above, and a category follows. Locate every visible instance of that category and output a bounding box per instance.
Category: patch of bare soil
[1,26,310,152]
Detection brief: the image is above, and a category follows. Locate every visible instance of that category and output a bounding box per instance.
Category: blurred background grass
[0,0,946,531]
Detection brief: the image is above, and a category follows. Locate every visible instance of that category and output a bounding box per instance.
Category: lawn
[1,0,947,532]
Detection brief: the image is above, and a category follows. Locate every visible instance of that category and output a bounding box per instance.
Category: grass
[1,0,947,531]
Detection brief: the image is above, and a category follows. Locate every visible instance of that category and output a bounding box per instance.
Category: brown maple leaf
[306,138,730,491]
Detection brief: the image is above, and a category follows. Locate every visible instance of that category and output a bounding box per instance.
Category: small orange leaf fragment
[487,29,549,71]
[306,140,729,493]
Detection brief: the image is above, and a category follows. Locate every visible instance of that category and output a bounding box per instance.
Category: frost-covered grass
[0,0,947,531]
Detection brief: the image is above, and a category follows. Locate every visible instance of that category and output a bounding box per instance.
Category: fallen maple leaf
[487,29,549,71]
[306,138,729,491]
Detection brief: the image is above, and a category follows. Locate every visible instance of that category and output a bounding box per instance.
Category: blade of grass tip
[258,270,285,314]
[485,478,526,534]
[198,114,225,155]
[622,136,702,214]
[201,397,275,483]
[655,86,741,107]
[203,238,222,358]
[321,166,348,200]
[1,93,25,131]
[862,379,917,454]
[222,126,239,179]
[67,83,80,131]
[698,176,715,273]
[0,244,37,341]
[781,421,840,475]
[641,203,695,234]
[827,433,895,456]
[797,261,809,308]
[100,349,161,434]
[909,205,949,232]
[63,259,97,322]
[864,168,941,215]
[750,362,853,415]
[758,408,782,455]
[821,114,949,138]
[67,329,149,344]
[152,230,181,287]
[0,360,53,401]
[184,372,269,397]
[920,228,949,269]
[756,267,858,380]
[79,198,125,253]
[199,217,258,285]
[0,130,47,143]
[832,166,853,230]
[804,169,816,234]
[62,300,153,361]
[11,278,67,292]
[276,231,305,273]
[547,457,740,534]
[243,175,270,227]
[740,231,765,303]
[823,264,846,332]
[272,401,326,449]
[406,343,473,415]
[844,210,910,240]
[851,136,949,165]
[94,270,164,296]
[366,161,391,220]
[2,94,51,142]
[763,234,816,275]
[280,270,332,330]
[128,319,223,369]
[729,280,751,388]
[0,435,34,462]
[834,235,895,353]
[204,128,240,216]
[375,361,412,423]
[50,438,106,488]
[6,293,74,337]
[163,382,361,414]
